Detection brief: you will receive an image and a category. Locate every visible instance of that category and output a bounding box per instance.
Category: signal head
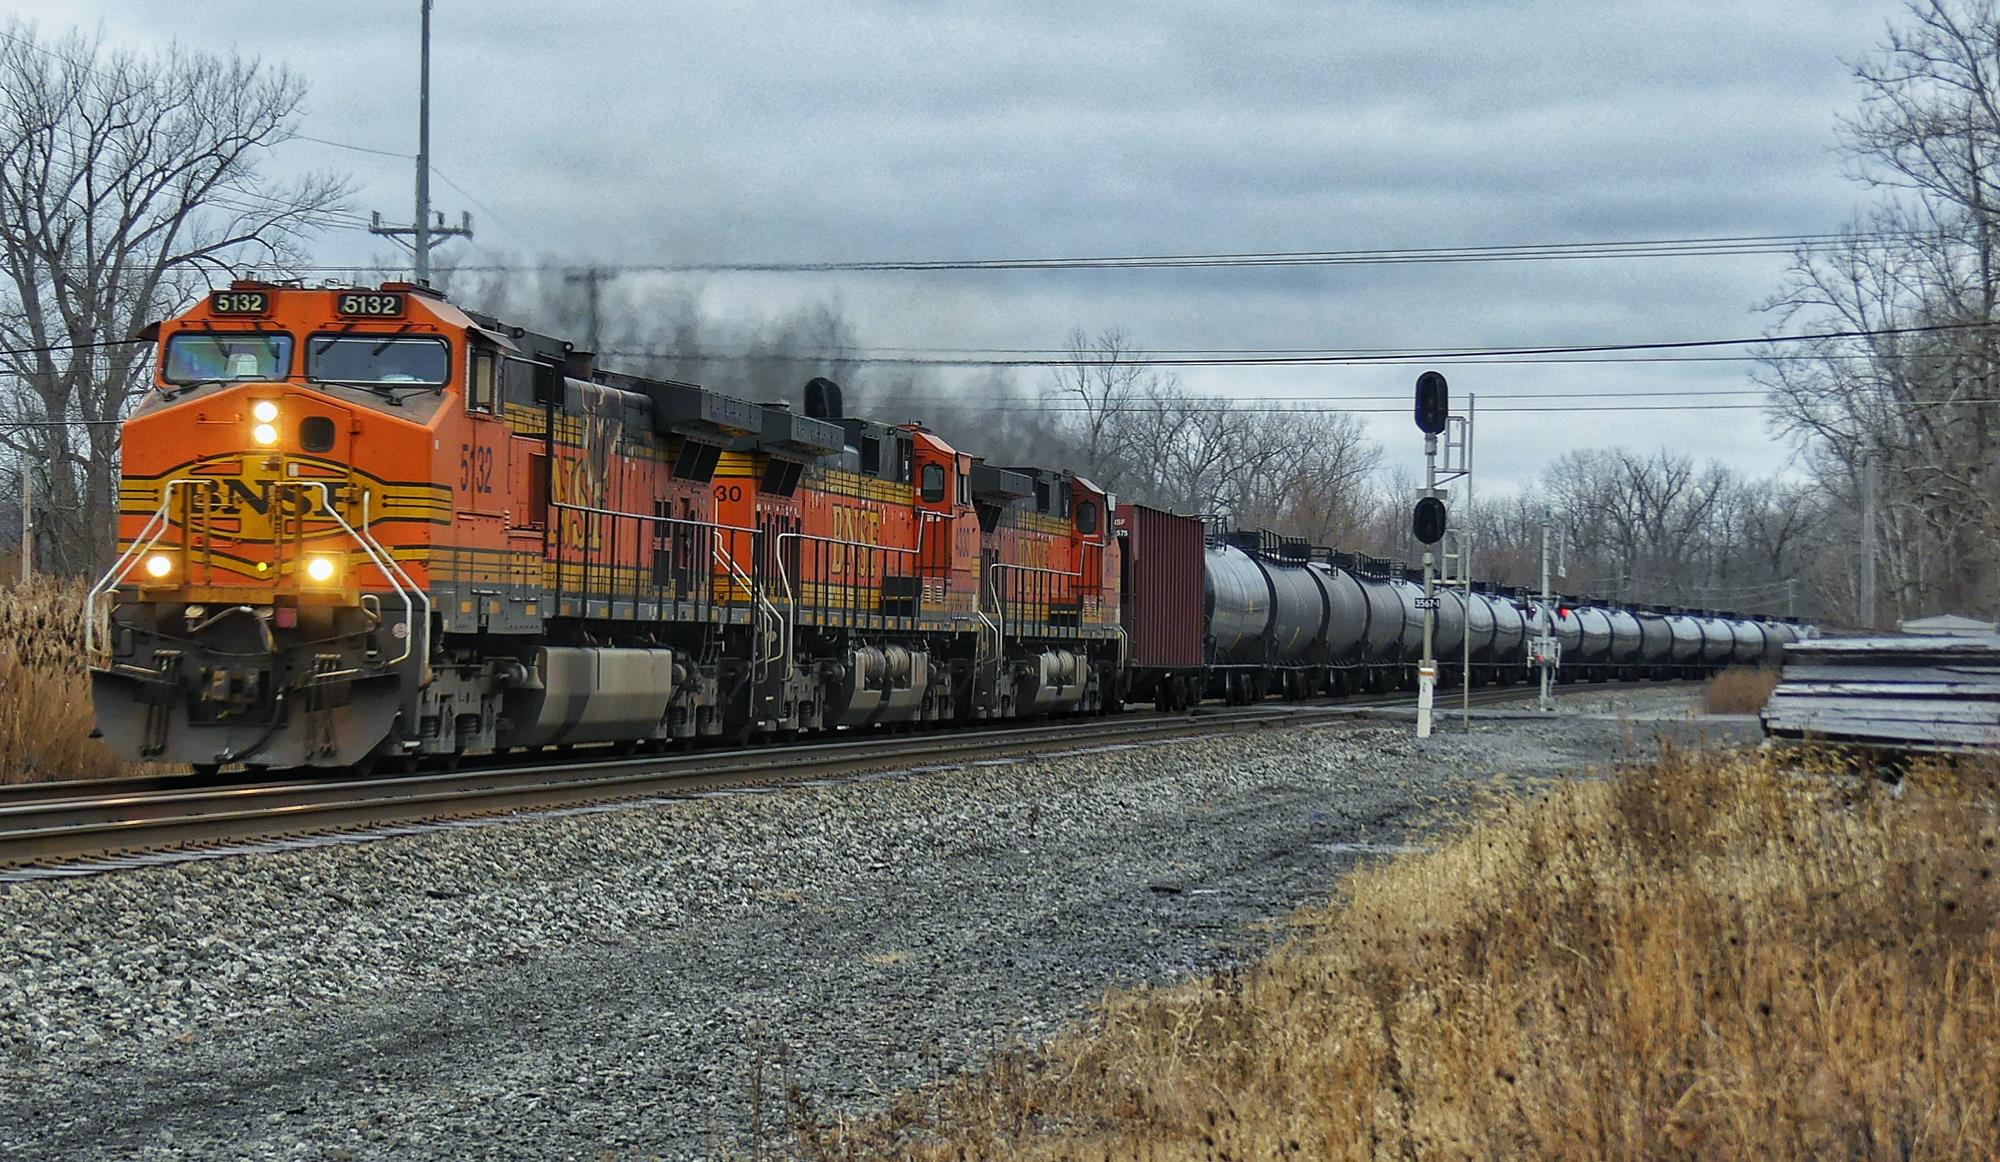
[1414,370,1449,434]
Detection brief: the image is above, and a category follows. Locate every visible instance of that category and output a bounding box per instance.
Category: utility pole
[565,266,617,352]
[1460,392,1474,727]
[1859,453,1878,629]
[370,0,472,282]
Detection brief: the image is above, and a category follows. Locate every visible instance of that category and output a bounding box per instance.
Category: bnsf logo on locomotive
[827,504,885,571]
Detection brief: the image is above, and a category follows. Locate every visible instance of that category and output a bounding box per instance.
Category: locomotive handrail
[987,545,1100,654]
[322,484,426,672]
[85,478,198,662]
[710,540,784,678]
[547,498,756,536]
[771,510,953,682]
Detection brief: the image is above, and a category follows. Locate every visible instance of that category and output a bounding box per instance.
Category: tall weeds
[817,747,2000,1159]
[0,578,137,783]
[1704,665,1780,714]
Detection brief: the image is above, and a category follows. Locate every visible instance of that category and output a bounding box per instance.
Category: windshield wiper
[369,324,416,356]
[306,378,438,407]
[161,379,219,401]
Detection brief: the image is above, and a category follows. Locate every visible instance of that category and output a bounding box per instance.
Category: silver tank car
[1308,562,1369,660]
[1264,561,1328,663]
[1388,578,1428,661]
[1352,574,1406,660]
[1461,591,1497,660]
[1432,588,1466,660]
[1571,605,1613,664]
[1728,619,1768,667]
[1605,608,1644,666]
[1635,611,1674,669]
[1203,545,1272,662]
[1665,613,1704,664]
[1488,593,1527,662]
[1696,616,1735,666]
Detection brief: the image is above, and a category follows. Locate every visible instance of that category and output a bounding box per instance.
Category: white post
[1417,432,1438,739]
[1538,516,1555,712]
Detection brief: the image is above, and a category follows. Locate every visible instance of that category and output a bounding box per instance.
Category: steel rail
[1,704,1357,871]
[0,677,1692,811]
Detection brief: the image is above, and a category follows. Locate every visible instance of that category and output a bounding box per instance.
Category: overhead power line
[604,321,1996,369]
[278,229,1917,276]
[4,319,1986,368]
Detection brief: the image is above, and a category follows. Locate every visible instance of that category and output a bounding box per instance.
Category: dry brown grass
[0,578,138,783]
[1703,665,1781,714]
[806,747,2000,1160]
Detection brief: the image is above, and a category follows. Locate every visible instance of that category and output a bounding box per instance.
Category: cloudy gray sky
[44,0,1911,490]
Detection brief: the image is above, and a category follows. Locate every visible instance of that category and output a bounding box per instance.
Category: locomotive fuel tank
[1307,562,1369,660]
[499,646,681,750]
[1204,545,1273,662]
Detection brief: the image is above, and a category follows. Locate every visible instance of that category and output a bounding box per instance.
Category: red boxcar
[1114,503,1206,708]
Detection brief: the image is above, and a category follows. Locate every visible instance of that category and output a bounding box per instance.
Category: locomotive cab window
[860,436,881,476]
[1076,499,1099,535]
[1034,478,1051,512]
[307,334,450,385]
[163,332,292,384]
[468,348,498,413]
[920,463,946,503]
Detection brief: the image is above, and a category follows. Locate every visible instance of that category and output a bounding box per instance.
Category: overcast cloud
[40,0,1911,489]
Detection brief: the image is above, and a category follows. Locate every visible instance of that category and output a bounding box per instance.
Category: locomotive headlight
[142,552,176,582]
[251,400,280,424]
[303,554,340,585]
[251,422,279,447]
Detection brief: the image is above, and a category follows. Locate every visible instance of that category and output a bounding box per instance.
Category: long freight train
[87,282,1808,771]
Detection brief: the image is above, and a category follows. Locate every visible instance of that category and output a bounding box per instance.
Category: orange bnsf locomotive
[89,282,1121,772]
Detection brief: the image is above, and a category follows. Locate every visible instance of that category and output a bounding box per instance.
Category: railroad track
[0,678,1694,878]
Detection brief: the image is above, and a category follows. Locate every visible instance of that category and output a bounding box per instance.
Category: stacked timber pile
[1762,633,2000,752]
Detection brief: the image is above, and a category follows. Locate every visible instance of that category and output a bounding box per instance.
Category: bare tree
[1759,0,2000,618]
[0,24,347,574]
[1050,327,1155,490]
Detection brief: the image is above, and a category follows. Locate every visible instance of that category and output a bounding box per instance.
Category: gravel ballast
[0,701,1715,1159]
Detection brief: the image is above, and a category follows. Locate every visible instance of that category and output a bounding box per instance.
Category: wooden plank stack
[1762,634,2000,751]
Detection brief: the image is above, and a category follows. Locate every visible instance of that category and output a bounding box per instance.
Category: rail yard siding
[1116,504,1205,669]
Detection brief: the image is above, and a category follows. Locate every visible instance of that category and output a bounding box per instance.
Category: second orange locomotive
[91,281,1121,770]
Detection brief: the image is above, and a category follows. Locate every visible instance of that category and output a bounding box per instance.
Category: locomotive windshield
[306,334,450,385]
[162,332,292,383]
